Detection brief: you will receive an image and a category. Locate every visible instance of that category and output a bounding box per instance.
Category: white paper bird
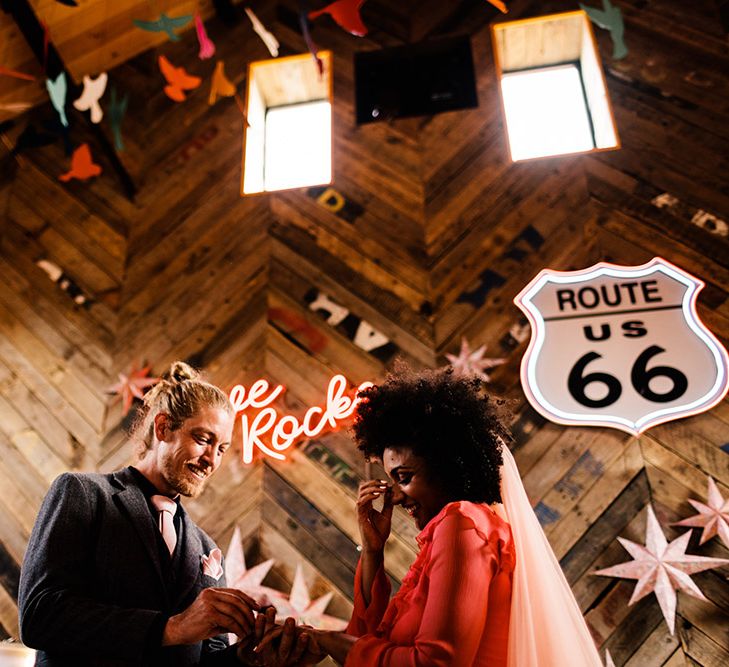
[245,7,279,57]
[73,72,108,123]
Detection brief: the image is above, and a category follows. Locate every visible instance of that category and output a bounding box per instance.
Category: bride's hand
[356,480,393,553]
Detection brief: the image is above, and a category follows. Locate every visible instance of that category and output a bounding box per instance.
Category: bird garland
[133,12,192,42]
[580,0,628,60]
[73,72,108,123]
[158,55,201,102]
[58,143,102,182]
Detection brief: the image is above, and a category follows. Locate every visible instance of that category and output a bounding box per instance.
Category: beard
[160,455,208,498]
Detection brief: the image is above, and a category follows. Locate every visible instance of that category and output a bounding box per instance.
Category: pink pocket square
[201,548,224,580]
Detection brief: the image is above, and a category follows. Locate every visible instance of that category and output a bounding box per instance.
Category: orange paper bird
[208,61,236,105]
[309,0,368,37]
[58,143,102,182]
[0,66,36,81]
[158,55,201,102]
[486,0,508,13]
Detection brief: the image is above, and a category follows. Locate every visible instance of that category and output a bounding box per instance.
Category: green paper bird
[581,0,628,60]
[46,72,69,127]
[108,86,129,152]
[132,13,192,42]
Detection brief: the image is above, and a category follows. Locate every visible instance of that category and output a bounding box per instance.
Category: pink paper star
[445,337,505,382]
[107,365,159,414]
[269,564,347,630]
[594,505,729,634]
[673,477,729,550]
[225,526,278,605]
[224,528,348,632]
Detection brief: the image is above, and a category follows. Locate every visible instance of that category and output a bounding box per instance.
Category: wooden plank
[624,620,680,667]
[0,392,72,483]
[0,256,114,362]
[679,592,729,653]
[0,300,105,432]
[681,623,729,667]
[258,523,353,622]
[560,470,650,585]
[0,583,19,640]
[549,438,644,560]
[600,593,668,666]
[262,495,356,600]
[0,336,99,454]
[0,539,20,602]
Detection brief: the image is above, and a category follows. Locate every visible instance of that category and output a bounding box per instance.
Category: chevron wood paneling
[1,1,728,665]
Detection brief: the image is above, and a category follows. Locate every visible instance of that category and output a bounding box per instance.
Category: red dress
[346,501,515,666]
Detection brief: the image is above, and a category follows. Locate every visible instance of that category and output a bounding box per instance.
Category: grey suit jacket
[18,467,239,666]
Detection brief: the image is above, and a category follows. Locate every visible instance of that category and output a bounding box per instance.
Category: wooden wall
[0,0,727,664]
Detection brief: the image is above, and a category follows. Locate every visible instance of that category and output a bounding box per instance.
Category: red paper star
[445,337,505,382]
[594,505,729,634]
[673,477,729,550]
[107,365,160,414]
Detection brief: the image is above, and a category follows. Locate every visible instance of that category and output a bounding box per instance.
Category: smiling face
[142,406,234,498]
[383,446,451,530]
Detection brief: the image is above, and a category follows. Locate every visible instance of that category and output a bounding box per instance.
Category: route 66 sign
[514,258,729,435]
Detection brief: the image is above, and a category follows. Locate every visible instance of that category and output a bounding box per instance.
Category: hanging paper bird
[194,13,215,59]
[580,0,628,59]
[208,61,236,105]
[46,72,69,127]
[244,7,279,57]
[0,66,36,81]
[108,86,129,152]
[299,11,324,78]
[73,72,108,123]
[158,55,201,102]
[59,143,102,182]
[133,13,192,42]
[308,0,368,37]
[485,0,508,13]
[11,124,57,156]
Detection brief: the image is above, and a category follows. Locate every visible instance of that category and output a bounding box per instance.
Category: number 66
[567,345,688,408]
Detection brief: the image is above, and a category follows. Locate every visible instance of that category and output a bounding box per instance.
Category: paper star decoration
[445,338,505,382]
[594,505,729,634]
[270,565,348,631]
[224,527,347,631]
[107,365,160,414]
[225,526,278,605]
[673,477,729,550]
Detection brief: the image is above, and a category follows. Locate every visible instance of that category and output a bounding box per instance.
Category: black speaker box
[354,35,479,124]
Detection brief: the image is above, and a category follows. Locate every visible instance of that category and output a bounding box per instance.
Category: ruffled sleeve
[346,559,392,636]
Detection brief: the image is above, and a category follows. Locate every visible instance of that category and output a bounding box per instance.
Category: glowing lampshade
[241,52,333,195]
[491,11,619,161]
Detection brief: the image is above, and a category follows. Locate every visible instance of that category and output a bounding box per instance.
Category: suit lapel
[110,467,167,599]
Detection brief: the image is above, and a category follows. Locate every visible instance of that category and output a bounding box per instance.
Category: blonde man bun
[131,360,232,457]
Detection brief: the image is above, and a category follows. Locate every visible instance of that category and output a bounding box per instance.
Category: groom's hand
[162,588,259,646]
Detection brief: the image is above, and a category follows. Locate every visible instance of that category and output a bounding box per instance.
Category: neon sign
[514,257,729,435]
[229,375,373,463]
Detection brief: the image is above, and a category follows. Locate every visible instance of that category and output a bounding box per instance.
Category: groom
[18,368,312,666]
